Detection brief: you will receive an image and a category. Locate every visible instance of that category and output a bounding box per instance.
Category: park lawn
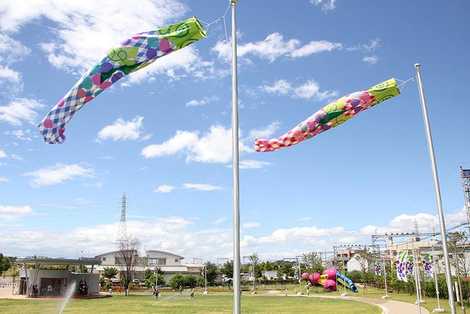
[0,294,381,314]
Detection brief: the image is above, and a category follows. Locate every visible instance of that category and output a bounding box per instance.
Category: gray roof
[145,250,184,259]
[17,257,101,266]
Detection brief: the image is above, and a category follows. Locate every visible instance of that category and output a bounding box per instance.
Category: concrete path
[303,294,429,314]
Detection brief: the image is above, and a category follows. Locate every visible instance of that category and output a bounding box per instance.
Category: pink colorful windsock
[255,79,400,152]
[38,17,206,144]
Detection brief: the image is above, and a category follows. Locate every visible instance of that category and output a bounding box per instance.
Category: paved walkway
[302,294,429,314]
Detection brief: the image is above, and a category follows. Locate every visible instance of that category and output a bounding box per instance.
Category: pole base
[432,308,445,313]
[381,295,390,299]
[415,300,425,304]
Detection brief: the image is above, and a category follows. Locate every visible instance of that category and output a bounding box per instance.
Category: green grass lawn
[0,293,381,314]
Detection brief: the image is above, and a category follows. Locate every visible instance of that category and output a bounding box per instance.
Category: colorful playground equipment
[301,268,358,293]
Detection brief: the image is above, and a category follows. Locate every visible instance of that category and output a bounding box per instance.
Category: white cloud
[347,38,381,64]
[25,163,94,187]
[0,0,183,67]
[244,225,350,247]
[142,125,250,164]
[142,131,199,158]
[363,39,381,52]
[0,98,43,126]
[310,0,336,12]
[0,65,20,82]
[97,116,148,142]
[154,184,175,193]
[363,55,379,65]
[0,0,218,81]
[186,96,219,107]
[212,33,341,62]
[243,222,261,229]
[4,129,33,141]
[10,154,23,161]
[125,48,219,83]
[183,183,221,191]
[239,159,271,169]
[0,205,31,215]
[0,33,30,63]
[290,40,342,58]
[359,209,468,236]
[293,80,321,99]
[0,34,30,95]
[249,122,280,140]
[0,149,6,158]
[0,176,8,183]
[261,79,337,100]
[261,80,291,95]
[0,205,32,219]
[213,217,227,225]
[1,208,466,259]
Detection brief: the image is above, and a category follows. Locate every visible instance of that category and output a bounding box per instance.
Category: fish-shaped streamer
[255,79,400,152]
[38,17,206,144]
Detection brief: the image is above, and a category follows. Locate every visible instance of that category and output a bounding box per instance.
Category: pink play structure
[301,267,358,292]
[302,268,338,291]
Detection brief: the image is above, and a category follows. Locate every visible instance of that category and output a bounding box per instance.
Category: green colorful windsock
[38,17,206,144]
[255,79,400,152]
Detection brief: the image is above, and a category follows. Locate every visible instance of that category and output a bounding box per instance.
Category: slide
[336,271,358,293]
[302,268,358,293]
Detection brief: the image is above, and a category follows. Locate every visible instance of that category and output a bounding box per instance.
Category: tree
[0,254,11,276]
[144,268,165,288]
[302,252,324,274]
[276,260,295,279]
[183,275,198,288]
[117,236,140,296]
[260,261,275,271]
[103,267,119,280]
[220,261,233,285]
[248,253,260,290]
[169,274,185,290]
[204,262,219,286]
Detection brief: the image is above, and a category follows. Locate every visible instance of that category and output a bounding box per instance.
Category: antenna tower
[461,167,470,232]
[118,193,128,242]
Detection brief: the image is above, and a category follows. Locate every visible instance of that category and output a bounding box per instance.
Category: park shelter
[16,257,101,297]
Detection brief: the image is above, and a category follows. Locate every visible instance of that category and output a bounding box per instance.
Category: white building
[95,250,203,281]
[262,270,278,280]
[346,254,368,273]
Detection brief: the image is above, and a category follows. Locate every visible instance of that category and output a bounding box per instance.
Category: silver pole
[431,229,444,312]
[415,244,424,302]
[382,253,388,298]
[415,63,456,314]
[204,264,208,294]
[231,1,241,313]
[413,248,422,314]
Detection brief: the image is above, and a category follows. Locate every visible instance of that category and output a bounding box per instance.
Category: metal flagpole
[231,1,241,313]
[413,247,422,314]
[431,229,444,312]
[415,63,456,314]
[382,253,389,299]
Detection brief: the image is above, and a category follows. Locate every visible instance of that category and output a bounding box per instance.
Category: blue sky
[0,0,469,260]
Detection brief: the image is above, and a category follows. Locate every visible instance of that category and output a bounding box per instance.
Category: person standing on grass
[153,286,160,300]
